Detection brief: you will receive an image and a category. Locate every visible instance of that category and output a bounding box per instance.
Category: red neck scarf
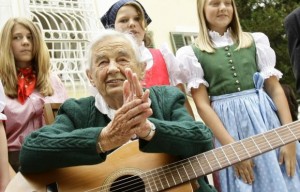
[17,67,36,104]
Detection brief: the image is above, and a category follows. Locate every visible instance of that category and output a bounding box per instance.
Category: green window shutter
[170,32,185,53]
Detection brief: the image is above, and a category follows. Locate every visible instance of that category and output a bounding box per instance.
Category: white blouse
[139,42,181,86]
[95,93,116,120]
[176,30,282,93]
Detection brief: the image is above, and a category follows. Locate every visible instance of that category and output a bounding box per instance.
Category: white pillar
[0,0,30,28]
[0,0,13,28]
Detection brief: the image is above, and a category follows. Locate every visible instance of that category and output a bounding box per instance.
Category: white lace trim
[186,78,209,94]
[260,67,283,79]
[208,29,234,47]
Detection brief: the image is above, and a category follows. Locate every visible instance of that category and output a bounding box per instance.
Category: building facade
[0,0,199,97]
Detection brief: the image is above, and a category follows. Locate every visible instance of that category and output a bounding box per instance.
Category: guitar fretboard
[141,121,300,192]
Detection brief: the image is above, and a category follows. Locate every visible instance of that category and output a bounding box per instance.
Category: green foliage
[235,0,300,95]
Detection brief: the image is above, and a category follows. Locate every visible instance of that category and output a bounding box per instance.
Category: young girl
[101,0,194,116]
[0,17,68,172]
[101,0,173,88]
[175,0,300,191]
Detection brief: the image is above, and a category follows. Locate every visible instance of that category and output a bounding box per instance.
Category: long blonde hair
[195,0,253,53]
[0,17,54,97]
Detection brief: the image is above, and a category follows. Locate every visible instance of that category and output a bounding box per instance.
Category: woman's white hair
[85,29,143,70]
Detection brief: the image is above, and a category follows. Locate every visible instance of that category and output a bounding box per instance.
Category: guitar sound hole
[110,175,145,192]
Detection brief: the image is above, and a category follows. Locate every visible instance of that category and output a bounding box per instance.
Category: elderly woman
[19,30,216,192]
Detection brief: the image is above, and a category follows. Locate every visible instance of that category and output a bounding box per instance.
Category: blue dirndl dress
[211,72,300,192]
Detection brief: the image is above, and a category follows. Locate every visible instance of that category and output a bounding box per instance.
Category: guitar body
[6,141,194,192]
[7,121,300,191]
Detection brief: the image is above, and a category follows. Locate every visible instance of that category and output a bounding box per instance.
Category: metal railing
[29,0,102,98]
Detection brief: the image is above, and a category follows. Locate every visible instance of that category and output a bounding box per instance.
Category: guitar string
[193,124,300,173]
[83,122,300,192]
[84,124,300,192]
[90,125,300,192]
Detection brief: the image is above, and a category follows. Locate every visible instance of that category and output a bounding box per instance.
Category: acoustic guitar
[5,120,300,192]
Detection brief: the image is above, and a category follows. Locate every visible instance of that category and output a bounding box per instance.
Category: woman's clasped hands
[100,68,153,151]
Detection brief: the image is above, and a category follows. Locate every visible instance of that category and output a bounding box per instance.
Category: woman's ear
[86,69,95,86]
[138,61,147,80]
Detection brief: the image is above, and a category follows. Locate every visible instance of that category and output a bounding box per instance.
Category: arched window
[29,0,102,98]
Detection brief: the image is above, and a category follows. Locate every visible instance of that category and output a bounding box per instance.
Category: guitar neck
[141,120,300,191]
[7,122,299,192]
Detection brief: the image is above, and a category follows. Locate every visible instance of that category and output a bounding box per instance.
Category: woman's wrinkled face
[114,5,145,45]
[204,0,233,34]
[11,24,33,68]
[87,36,141,100]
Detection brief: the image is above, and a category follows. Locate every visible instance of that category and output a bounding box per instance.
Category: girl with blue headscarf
[101,1,181,88]
[101,0,194,116]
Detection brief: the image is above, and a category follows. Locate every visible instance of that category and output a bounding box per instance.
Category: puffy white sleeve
[252,32,282,79]
[159,43,181,86]
[0,81,6,120]
[176,46,209,93]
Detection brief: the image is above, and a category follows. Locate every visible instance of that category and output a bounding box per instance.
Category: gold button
[229,59,233,64]
[237,87,241,91]
[236,80,239,84]
[233,73,237,77]
[231,66,235,70]
[225,46,229,51]
[227,52,231,57]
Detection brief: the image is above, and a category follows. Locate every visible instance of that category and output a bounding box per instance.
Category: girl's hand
[279,142,296,177]
[233,159,255,184]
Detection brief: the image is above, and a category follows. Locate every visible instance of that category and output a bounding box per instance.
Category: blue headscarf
[100,0,152,29]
